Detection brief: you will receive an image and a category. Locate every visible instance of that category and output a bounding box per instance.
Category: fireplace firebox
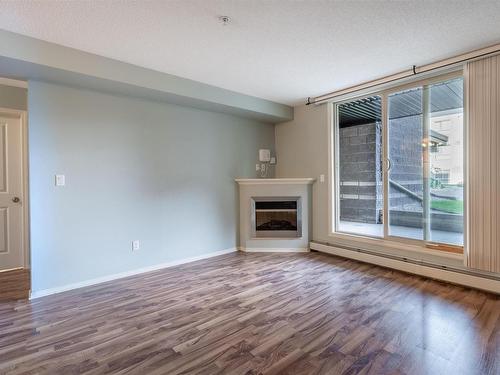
[251,197,302,238]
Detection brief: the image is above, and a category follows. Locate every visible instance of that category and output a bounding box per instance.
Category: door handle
[12,197,20,203]
[385,158,392,172]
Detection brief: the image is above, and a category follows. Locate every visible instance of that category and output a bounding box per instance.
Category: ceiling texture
[0,0,499,106]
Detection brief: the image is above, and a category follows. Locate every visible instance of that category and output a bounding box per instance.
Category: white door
[0,114,24,270]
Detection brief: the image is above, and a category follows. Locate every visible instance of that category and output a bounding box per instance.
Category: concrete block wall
[339,122,383,223]
[388,115,423,209]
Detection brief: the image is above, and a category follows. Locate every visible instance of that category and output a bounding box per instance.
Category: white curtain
[466,54,500,273]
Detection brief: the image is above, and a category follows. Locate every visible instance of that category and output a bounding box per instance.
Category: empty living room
[0,1,499,374]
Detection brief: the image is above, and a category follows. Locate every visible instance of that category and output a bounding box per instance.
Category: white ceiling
[1,0,500,106]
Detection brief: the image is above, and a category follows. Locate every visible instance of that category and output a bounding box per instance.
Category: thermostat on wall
[259,149,271,162]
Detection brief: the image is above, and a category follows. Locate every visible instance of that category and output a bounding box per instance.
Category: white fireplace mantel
[235,178,315,185]
[236,177,315,253]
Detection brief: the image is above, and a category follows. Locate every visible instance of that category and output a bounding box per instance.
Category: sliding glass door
[334,74,464,247]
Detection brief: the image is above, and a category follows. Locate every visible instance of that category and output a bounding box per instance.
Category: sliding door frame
[329,69,465,255]
[331,92,384,239]
[381,91,389,239]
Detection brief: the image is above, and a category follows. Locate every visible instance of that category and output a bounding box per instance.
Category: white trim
[239,247,309,253]
[0,77,27,89]
[235,178,315,185]
[30,247,237,299]
[311,242,499,294]
[22,110,29,269]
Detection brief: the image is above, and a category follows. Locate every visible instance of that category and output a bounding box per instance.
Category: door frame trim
[0,107,29,269]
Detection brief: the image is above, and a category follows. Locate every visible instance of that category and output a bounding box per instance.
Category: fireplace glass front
[252,198,301,238]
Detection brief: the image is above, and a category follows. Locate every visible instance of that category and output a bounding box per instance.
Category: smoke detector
[218,15,230,26]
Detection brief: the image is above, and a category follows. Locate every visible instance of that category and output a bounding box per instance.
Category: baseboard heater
[310,240,500,294]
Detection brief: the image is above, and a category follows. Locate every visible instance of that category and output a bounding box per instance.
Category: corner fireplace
[251,197,302,238]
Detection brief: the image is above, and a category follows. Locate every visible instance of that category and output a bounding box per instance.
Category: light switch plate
[55,174,65,186]
[132,240,140,251]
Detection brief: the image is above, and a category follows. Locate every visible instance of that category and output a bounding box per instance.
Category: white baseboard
[30,247,237,299]
[311,242,500,294]
[238,247,309,253]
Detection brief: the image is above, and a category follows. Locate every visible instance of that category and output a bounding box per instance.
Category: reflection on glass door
[387,77,464,246]
[428,78,464,245]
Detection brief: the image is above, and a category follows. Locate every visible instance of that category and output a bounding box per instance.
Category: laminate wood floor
[0,251,499,375]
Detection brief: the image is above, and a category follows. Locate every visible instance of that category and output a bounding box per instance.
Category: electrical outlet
[256,163,260,171]
[320,174,325,183]
[132,240,140,251]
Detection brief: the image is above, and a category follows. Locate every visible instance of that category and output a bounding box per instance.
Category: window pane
[336,95,383,237]
[429,78,464,246]
[387,77,464,246]
[388,87,424,240]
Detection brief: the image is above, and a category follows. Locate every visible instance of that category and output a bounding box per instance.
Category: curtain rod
[306,42,500,105]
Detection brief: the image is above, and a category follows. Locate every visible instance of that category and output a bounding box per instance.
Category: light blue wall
[28,81,275,293]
